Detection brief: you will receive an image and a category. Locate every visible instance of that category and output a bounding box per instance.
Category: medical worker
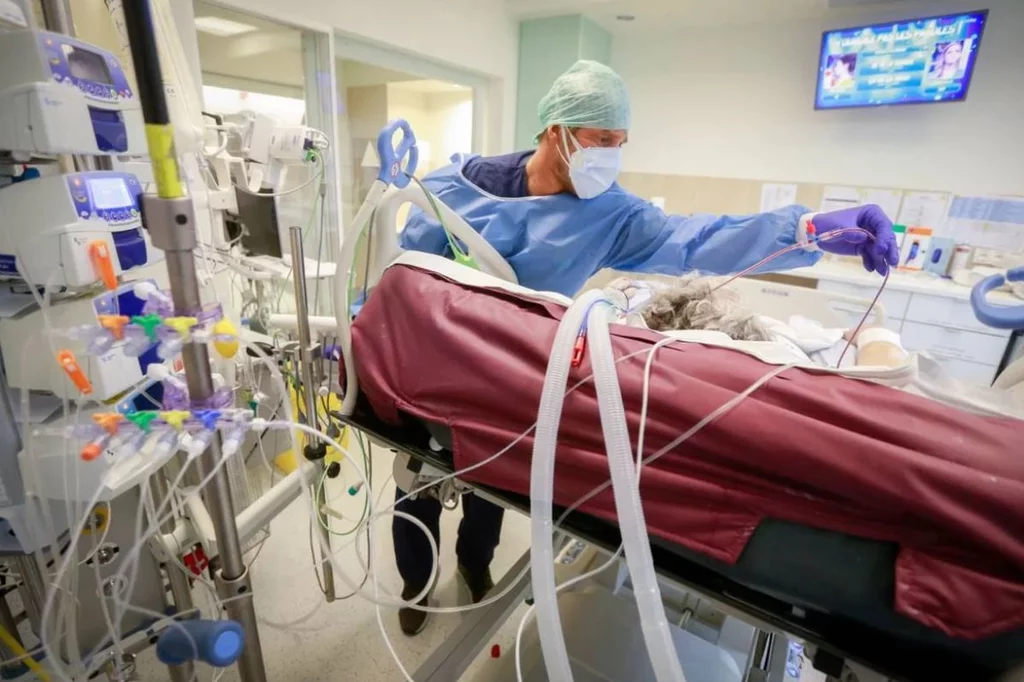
[393,59,899,636]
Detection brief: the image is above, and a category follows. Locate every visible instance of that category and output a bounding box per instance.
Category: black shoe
[399,583,430,636]
[457,563,494,604]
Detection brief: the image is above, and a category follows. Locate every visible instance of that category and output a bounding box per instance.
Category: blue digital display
[816,10,988,110]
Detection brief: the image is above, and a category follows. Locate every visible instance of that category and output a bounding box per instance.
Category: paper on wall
[943,195,1024,252]
[760,183,798,212]
[861,188,903,222]
[898,192,950,231]
[819,185,861,213]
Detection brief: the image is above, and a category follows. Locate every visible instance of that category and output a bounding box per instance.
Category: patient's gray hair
[640,274,772,341]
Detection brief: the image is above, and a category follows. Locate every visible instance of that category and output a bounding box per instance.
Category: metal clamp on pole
[120,2,268,680]
[289,225,337,601]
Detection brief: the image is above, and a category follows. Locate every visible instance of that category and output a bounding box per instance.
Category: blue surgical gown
[400,153,821,297]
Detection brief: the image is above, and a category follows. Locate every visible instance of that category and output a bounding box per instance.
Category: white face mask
[558,127,622,199]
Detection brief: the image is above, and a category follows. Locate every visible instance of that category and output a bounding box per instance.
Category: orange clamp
[97,314,131,340]
[89,240,117,291]
[56,350,93,395]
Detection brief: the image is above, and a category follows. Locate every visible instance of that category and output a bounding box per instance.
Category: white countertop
[785,259,1020,304]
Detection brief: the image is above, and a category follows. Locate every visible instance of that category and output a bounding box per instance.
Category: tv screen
[815,10,988,109]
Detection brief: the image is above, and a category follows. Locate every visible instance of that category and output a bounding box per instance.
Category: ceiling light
[616,15,635,21]
[194,16,258,37]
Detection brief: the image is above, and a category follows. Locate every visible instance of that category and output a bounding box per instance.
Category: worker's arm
[604,202,822,276]
[399,206,454,257]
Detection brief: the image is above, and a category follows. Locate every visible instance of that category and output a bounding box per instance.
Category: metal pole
[120,3,267,679]
[39,0,73,33]
[149,475,195,682]
[289,225,336,601]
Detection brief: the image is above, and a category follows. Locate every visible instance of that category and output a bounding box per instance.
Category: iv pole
[119,2,268,680]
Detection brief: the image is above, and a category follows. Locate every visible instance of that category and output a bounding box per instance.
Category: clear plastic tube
[589,310,686,682]
[530,289,607,682]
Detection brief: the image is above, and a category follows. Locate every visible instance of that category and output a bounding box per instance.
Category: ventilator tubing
[589,309,687,682]
[530,289,606,682]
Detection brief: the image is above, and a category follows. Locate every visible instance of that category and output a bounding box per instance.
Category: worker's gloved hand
[813,204,899,275]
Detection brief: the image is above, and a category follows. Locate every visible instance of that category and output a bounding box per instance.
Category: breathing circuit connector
[571,336,587,368]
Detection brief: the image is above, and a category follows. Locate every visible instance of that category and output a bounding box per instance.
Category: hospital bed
[337,253,1022,682]
[315,122,1024,682]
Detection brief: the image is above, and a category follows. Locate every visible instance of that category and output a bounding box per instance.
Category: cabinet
[816,279,1011,386]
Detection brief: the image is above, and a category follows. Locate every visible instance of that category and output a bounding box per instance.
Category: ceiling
[505,0,927,32]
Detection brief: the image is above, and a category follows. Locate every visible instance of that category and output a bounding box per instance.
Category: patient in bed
[612,274,907,369]
[611,274,1024,418]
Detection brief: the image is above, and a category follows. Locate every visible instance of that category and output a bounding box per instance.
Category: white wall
[216,0,518,154]
[613,0,1024,197]
[386,87,474,173]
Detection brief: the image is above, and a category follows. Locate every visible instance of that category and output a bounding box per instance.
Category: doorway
[337,60,475,228]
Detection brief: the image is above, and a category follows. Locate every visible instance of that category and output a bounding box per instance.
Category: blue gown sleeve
[605,203,823,276]
[399,206,452,257]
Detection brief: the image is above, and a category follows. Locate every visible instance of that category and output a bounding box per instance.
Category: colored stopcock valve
[57,350,93,395]
[125,410,159,433]
[161,410,191,431]
[195,409,222,431]
[164,316,198,339]
[131,313,164,341]
[92,412,124,435]
[97,314,131,340]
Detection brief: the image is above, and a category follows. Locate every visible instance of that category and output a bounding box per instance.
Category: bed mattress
[350,255,1024,643]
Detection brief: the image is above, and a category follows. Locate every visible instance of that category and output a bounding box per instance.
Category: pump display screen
[62,44,113,84]
[88,178,133,209]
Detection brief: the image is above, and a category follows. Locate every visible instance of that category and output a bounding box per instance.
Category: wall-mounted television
[815,10,988,110]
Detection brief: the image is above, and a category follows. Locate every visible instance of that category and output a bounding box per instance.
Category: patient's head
[640,274,772,342]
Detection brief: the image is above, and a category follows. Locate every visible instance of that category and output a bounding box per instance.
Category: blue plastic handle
[970,266,1024,330]
[156,619,245,668]
[376,119,418,189]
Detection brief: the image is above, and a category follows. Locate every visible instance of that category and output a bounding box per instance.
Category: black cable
[120,1,169,125]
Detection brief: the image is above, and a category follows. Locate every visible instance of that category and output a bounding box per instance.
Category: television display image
[815,10,988,109]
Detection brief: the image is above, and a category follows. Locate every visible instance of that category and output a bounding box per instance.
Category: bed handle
[971,266,1024,330]
[376,119,418,189]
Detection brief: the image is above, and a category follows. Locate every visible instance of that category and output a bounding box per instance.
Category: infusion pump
[0,29,145,158]
[0,171,162,288]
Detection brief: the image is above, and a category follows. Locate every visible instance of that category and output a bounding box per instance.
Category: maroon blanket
[352,263,1024,639]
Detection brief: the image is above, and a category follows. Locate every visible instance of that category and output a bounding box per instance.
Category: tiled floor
[133,444,534,681]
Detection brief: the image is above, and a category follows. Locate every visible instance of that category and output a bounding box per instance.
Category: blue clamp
[156,619,245,668]
[376,119,418,189]
[970,266,1024,330]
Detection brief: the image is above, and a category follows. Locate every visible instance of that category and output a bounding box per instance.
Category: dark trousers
[392,487,505,590]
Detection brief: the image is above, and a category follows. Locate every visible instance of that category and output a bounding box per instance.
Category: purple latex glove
[812,204,900,275]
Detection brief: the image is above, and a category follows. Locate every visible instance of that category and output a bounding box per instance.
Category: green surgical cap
[536,60,630,140]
